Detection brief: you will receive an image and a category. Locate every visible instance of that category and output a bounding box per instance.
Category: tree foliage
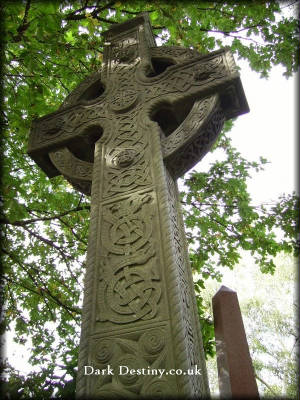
[1,1,299,397]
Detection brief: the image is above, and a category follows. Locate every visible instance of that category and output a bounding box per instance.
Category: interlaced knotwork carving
[49,147,93,180]
[192,55,224,82]
[150,46,200,61]
[104,193,153,255]
[109,89,138,112]
[103,108,151,198]
[29,105,106,151]
[97,193,162,324]
[49,147,94,195]
[105,163,151,196]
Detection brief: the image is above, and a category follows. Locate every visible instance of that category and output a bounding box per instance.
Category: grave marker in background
[213,286,260,399]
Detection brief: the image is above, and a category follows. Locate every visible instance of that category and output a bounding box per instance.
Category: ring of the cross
[49,147,93,182]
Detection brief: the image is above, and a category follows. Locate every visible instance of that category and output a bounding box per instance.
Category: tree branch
[64,2,118,24]
[186,200,243,239]
[3,211,86,289]
[3,249,82,318]
[255,373,277,396]
[13,0,31,42]
[109,8,155,15]
[5,73,43,78]
[22,225,68,252]
[58,216,88,246]
[4,274,81,320]
[0,205,90,226]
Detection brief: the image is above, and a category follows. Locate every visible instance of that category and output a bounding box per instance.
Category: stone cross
[28,13,249,399]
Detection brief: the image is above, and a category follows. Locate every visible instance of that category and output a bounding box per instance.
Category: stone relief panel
[103,108,152,198]
[89,325,175,398]
[150,46,200,62]
[96,192,163,327]
[138,51,237,105]
[28,105,107,153]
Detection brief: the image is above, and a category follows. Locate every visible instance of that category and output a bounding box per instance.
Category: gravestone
[213,286,259,399]
[28,13,249,399]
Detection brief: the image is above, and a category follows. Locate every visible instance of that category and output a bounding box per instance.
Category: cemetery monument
[28,13,249,398]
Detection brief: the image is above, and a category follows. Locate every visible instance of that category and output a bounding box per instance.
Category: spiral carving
[95,339,114,365]
[139,328,166,355]
[115,355,141,386]
[142,378,172,396]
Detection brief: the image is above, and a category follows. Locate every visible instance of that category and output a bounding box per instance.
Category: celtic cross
[28,13,248,399]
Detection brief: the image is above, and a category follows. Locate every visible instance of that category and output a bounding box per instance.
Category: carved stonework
[27,12,249,399]
[97,192,162,326]
[103,108,152,198]
[49,148,93,180]
[88,325,175,398]
[161,95,217,157]
[165,169,207,394]
[111,148,138,168]
[109,89,138,112]
[165,101,226,178]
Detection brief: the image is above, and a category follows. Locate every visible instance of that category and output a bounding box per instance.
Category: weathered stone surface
[28,12,249,398]
[213,286,259,399]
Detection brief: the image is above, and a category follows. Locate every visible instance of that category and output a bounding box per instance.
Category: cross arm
[138,47,249,179]
[139,48,249,121]
[28,102,105,178]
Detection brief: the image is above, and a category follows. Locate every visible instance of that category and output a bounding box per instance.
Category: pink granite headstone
[213,285,260,399]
